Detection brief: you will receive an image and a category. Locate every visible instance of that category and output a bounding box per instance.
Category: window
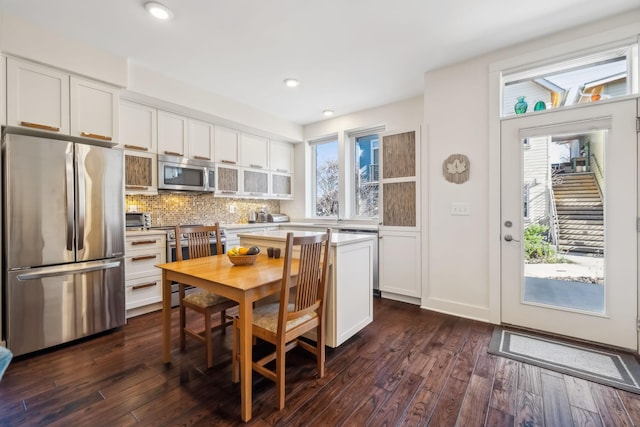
[502,45,638,117]
[352,133,380,218]
[311,137,339,217]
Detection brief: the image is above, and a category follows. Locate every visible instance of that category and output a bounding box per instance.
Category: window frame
[501,43,639,117]
[309,135,340,218]
[348,126,385,220]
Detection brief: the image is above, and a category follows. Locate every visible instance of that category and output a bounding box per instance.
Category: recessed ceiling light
[145,2,173,20]
[283,78,300,88]
[323,110,334,117]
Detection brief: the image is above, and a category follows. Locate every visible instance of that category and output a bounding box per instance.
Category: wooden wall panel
[383,182,416,226]
[382,131,415,179]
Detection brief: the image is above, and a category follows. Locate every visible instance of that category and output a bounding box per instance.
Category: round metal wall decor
[442,154,470,184]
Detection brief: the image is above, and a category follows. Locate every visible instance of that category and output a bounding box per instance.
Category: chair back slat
[278,229,332,332]
[175,224,222,261]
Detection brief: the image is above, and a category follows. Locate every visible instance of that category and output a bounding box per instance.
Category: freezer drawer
[6,258,125,356]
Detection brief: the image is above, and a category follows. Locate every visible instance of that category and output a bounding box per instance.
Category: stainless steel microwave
[158,155,215,192]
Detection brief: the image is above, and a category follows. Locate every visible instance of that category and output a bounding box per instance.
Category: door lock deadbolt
[504,220,512,228]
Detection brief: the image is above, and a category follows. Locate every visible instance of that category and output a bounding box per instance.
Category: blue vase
[514,96,528,114]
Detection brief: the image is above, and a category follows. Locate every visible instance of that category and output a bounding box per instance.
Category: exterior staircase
[552,173,603,255]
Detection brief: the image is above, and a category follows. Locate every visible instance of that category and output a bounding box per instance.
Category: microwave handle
[206,167,215,191]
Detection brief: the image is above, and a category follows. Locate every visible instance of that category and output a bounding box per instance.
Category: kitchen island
[239,230,375,347]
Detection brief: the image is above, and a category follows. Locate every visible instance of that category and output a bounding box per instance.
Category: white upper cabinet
[269,140,294,173]
[214,126,239,164]
[70,76,119,143]
[119,101,157,152]
[188,119,214,160]
[240,133,269,169]
[157,110,188,157]
[7,57,70,134]
[7,57,120,143]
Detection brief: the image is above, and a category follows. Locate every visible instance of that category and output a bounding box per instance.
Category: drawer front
[125,236,165,252]
[125,249,164,280]
[126,276,162,309]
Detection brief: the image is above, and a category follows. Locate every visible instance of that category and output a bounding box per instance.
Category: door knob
[504,234,520,242]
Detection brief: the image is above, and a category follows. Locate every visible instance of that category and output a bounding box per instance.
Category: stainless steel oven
[165,226,226,306]
[158,155,215,192]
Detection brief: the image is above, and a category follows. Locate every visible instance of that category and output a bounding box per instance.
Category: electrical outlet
[451,202,470,216]
[229,204,236,214]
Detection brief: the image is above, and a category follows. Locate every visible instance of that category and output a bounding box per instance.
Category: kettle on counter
[256,206,268,223]
[248,211,257,223]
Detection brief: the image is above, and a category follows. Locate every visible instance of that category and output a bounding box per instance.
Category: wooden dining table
[156,253,295,422]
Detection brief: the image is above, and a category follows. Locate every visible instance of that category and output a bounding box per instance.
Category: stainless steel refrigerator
[3,132,125,356]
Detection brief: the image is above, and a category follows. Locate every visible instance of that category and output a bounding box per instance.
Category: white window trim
[487,27,640,325]
[308,134,339,218]
[348,126,385,220]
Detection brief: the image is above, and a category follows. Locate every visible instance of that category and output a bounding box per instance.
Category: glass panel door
[501,99,637,350]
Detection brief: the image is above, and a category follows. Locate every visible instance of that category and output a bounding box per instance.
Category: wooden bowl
[227,254,258,266]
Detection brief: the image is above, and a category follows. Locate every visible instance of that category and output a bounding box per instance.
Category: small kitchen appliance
[126,212,152,229]
[256,206,268,223]
[267,213,290,223]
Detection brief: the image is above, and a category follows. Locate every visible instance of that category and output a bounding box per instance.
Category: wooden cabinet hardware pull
[124,144,149,152]
[164,151,183,156]
[194,155,211,160]
[81,132,113,141]
[132,240,157,246]
[20,121,60,132]
[132,282,156,291]
[220,160,236,164]
[131,255,157,262]
[125,185,149,190]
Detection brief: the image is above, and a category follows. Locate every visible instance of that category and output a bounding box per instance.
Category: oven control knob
[168,231,175,240]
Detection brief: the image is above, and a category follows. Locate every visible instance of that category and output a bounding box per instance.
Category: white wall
[0,13,127,87]
[127,65,303,142]
[423,7,640,323]
[0,12,303,143]
[281,95,424,219]
[423,57,493,320]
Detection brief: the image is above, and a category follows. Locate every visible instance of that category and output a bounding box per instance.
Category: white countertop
[238,230,376,246]
[224,222,377,231]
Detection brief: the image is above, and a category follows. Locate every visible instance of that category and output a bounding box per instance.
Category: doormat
[488,328,640,394]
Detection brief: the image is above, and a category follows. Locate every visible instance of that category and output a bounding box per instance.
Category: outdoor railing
[590,153,604,199]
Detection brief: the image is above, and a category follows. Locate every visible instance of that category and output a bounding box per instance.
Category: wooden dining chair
[232,229,332,409]
[176,224,238,369]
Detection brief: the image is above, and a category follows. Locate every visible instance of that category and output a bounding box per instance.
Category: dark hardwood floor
[2,297,640,426]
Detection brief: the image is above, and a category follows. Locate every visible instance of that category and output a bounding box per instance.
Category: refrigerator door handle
[16,260,121,281]
[65,146,75,252]
[77,149,86,251]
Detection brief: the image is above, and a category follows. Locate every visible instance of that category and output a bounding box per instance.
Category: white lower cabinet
[125,231,166,318]
[379,230,421,302]
[239,231,374,347]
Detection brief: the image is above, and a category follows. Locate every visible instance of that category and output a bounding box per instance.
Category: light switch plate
[451,202,470,216]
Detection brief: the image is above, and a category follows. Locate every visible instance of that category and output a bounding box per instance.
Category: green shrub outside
[524,224,564,263]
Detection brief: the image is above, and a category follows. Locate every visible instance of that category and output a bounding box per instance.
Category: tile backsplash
[126,194,280,227]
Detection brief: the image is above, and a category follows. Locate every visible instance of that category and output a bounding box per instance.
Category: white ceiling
[1,0,638,125]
